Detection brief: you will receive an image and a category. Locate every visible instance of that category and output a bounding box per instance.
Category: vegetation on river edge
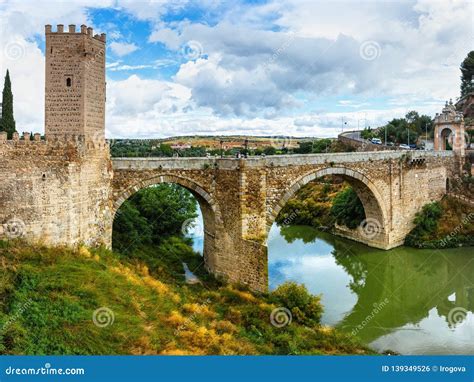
[0,240,371,355]
[276,178,365,230]
[405,196,474,248]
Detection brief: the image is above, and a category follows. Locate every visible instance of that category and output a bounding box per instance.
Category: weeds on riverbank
[0,239,371,355]
[405,196,474,248]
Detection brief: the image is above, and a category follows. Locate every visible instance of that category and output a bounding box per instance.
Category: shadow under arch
[268,167,389,247]
[112,174,222,272]
[439,127,454,150]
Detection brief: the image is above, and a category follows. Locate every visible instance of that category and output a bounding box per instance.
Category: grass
[0,238,372,355]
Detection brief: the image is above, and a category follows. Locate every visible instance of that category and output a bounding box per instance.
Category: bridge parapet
[112,150,454,170]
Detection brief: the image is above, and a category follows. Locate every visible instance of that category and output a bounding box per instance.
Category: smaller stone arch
[438,127,454,151]
[268,167,389,247]
[112,173,221,273]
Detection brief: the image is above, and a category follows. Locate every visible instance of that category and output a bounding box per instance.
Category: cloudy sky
[0,0,472,138]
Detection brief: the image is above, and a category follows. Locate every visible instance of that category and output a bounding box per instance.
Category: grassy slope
[0,238,371,355]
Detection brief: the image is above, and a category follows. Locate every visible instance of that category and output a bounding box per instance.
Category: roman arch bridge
[0,24,462,291]
[111,150,455,290]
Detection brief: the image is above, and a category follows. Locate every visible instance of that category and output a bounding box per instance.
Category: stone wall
[0,135,112,247]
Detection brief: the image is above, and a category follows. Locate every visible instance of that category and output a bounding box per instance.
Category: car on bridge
[399,143,411,149]
[370,138,382,145]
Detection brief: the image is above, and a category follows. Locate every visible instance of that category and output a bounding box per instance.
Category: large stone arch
[267,167,389,248]
[112,173,221,272]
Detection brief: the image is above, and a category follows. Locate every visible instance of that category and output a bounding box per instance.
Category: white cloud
[109,41,139,57]
[0,0,471,139]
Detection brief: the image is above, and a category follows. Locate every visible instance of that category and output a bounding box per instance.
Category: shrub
[270,282,322,327]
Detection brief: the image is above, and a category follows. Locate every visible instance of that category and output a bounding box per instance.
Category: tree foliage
[362,111,433,145]
[330,187,365,229]
[113,183,198,252]
[460,51,474,97]
[0,70,16,138]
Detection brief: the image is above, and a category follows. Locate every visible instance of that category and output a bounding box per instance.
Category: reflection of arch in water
[335,247,474,344]
[269,167,389,246]
[112,174,222,271]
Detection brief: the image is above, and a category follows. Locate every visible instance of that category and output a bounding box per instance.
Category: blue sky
[0,0,472,138]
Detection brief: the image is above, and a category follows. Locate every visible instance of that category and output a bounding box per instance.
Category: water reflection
[268,224,474,355]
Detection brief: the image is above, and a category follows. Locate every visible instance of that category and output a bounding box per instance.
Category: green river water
[267,224,473,355]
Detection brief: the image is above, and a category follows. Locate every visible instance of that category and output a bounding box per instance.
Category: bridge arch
[112,174,221,272]
[268,167,389,248]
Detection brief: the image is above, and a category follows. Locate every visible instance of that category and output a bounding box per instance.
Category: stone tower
[45,24,106,142]
[434,99,465,157]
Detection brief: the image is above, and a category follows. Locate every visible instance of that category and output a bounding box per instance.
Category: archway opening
[112,182,214,283]
[267,172,386,326]
[440,128,453,150]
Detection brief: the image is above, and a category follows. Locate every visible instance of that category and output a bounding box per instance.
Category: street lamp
[424,124,427,151]
[341,117,347,133]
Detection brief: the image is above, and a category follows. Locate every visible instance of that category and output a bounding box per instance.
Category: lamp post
[244,138,249,158]
[220,139,224,158]
[341,117,347,133]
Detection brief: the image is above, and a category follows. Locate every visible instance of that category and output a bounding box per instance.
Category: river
[188,212,473,355]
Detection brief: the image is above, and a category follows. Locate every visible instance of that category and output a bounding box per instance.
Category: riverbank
[405,196,474,249]
[276,178,474,249]
[0,239,372,355]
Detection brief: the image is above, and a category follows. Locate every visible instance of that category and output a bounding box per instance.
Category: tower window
[66,77,72,87]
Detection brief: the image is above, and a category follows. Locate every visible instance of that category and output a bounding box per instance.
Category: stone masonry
[0,24,461,292]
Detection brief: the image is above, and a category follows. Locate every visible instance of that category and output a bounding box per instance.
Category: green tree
[330,187,365,229]
[263,146,277,155]
[312,138,332,153]
[460,51,474,97]
[0,70,16,138]
[112,183,198,252]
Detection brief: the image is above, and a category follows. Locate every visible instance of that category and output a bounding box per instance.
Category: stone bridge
[111,150,455,290]
[0,23,462,292]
